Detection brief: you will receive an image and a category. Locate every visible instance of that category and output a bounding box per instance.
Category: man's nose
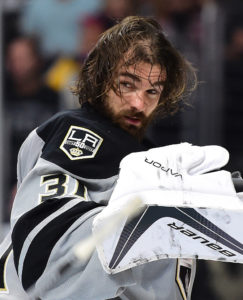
[129,92,146,111]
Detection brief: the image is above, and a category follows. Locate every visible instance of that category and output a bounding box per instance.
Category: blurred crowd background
[0,0,243,299]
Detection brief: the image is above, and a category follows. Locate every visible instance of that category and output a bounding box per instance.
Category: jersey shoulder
[35,104,146,179]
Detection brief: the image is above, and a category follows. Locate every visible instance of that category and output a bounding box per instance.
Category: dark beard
[110,111,150,141]
[92,99,154,141]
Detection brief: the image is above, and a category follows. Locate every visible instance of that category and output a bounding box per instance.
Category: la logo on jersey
[60,125,103,160]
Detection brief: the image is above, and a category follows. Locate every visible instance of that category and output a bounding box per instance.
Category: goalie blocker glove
[93,143,243,274]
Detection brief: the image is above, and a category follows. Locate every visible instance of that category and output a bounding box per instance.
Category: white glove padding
[170,143,229,175]
[109,143,237,209]
[93,143,243,274]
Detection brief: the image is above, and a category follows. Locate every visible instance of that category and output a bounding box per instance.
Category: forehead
[119,62,166,82]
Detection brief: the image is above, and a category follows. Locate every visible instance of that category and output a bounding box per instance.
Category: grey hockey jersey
[0,103,195,300]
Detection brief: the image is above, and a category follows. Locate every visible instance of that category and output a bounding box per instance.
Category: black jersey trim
[21,200,102,290]
[0,244,12,291]
[12,197,76,273]
[109,206,243,269]
[36,103,147,179]
[175,259,192,300]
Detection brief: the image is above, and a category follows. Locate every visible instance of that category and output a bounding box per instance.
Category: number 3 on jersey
[39,174,87,203]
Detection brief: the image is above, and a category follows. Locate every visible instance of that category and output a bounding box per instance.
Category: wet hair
[73,16,197,116]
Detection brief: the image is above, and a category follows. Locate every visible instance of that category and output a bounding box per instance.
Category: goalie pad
[93,143,243,274]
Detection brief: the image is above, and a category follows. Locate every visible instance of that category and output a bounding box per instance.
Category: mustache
[122,110,146,120]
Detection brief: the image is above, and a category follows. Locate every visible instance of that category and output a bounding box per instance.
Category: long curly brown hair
[73,16,197,117]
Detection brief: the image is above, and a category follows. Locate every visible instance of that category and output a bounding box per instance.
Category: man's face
[7,40,40,81]
[104,62,166,138]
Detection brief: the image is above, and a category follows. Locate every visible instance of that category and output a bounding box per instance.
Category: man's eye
[147,89,160,95]
[148,89,157,94]
[119,81,134,92]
